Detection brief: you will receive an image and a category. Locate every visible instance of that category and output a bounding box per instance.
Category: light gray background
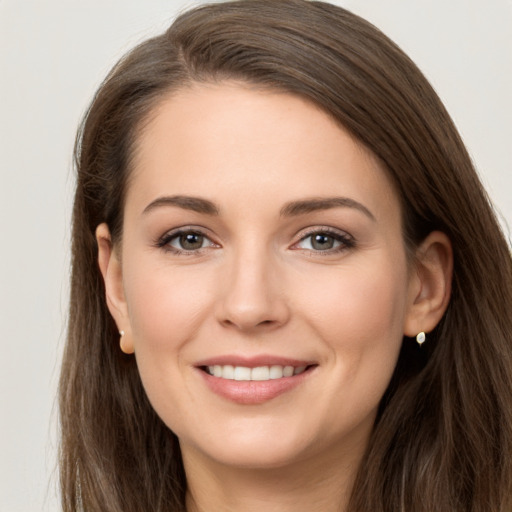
[1,1,510,510]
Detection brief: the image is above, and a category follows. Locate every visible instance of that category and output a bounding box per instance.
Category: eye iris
[179,233,204,250]
[311,233,334,250]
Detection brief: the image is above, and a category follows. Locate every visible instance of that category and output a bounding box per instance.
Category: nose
[215,246,290,333]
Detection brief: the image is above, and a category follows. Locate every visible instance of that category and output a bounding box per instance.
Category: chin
[178,414,326,471]
[197,438,310,470]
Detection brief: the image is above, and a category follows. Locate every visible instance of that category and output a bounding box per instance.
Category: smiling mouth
[201,364,314,381]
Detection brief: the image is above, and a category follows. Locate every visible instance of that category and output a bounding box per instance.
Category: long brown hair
[59,1,512,510]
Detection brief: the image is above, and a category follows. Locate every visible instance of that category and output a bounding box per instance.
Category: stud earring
[119,330,125,337]
[416,331,426,346]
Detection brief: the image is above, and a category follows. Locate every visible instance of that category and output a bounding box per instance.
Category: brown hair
[59,1,512,510]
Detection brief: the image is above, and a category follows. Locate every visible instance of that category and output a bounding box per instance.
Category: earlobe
[403,231,453,338]
[118,329,134,355]
[96,223,134,354]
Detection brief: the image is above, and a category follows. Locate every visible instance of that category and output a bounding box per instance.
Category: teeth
[251,366,270,381]
[294,366,307,375]
[269,365,284,379]
[283,366,294,377]
[222,365,234,379]
[234,366,251,381]
[205,364,308,381]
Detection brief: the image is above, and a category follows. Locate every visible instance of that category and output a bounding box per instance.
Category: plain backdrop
[1,1,510,510]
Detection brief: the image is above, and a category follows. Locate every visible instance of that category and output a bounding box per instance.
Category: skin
[97,83,452,512]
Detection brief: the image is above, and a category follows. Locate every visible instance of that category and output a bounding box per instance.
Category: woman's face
[108,83,418,470]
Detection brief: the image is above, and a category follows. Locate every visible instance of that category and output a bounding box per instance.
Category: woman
[59,1,512,510]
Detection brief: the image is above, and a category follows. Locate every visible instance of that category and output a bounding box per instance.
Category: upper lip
[195,354,317,368]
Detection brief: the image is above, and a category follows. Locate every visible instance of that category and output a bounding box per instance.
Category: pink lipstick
[195,355,317,405]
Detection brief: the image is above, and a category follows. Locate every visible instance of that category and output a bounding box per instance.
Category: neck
[183,440,365,512]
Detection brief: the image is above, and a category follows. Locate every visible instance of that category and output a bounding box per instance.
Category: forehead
[127,82,400,223]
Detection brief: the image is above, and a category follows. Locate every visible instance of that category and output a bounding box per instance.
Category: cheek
[123,260,214,349]
[121,261,215,421]
[292,259,408,439]
[296,255,409,411]
[340,271,405,344]
[301,260,408,343]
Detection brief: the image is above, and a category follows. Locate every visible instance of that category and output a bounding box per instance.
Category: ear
[96,223,134,354]
[403,231,453,338]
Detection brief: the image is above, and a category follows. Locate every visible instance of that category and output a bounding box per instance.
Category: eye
[171,232,208,251]
[157,229,217,253]
[293,229,354,253]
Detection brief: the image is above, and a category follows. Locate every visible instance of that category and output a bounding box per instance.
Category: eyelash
[155,226,355,255]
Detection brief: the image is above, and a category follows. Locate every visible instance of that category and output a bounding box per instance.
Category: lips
[195,355,317,404]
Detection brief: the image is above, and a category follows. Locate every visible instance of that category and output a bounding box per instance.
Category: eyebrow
[142,195,219,216]
[141,194,375,221]
[280,197,376,221]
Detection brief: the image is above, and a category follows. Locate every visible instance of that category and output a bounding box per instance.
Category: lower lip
[197,367,314,405]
